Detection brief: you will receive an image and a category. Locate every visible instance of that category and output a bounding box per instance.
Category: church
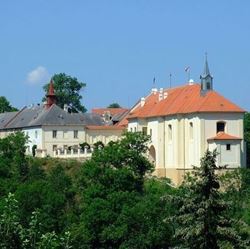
[125,58,246,184]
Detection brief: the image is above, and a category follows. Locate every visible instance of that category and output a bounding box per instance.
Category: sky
[0,0,250,112]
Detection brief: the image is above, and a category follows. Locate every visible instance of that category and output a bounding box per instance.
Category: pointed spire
[202,52,211,77]
[46,79,56,108]
[200,53,213,93]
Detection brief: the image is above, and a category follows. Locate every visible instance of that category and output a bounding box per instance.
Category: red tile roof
[85,125,125,130]
[128,84,244,119]
[208,132,242,141]
[92,108,129,116]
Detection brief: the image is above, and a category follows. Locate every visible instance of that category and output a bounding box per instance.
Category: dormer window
[217,121,225,133]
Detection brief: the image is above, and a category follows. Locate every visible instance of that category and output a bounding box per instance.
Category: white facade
[128,112,245,184]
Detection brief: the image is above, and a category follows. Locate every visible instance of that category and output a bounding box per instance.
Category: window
[35,130,38,139]
[130,128,133,132]
[142,127,147,135]
[134,127,136,132]
[168,124,172,141]
[53,145,57,151]
[52,130,57,138]
[226,144,231,151]
[189,122,193,139]
[217,122,225,133]
[206,82,211,90]
[74,130,78,139]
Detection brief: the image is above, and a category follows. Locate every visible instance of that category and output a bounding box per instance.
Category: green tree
[0,193,72,249]
[43,73,86,113]
[172,150,247,249]
[0,96,18,113]
[244,112,250,167]
[71,132,174,248]
[107,103,121,108]
[0,132,29,196]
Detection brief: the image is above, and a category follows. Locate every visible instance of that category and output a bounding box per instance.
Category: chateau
[0,59,246,184]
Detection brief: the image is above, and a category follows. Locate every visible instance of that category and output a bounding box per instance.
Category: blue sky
[1,0,250,111]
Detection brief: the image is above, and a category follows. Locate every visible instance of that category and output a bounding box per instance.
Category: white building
[0,81,125,157]
[126,59,246,184]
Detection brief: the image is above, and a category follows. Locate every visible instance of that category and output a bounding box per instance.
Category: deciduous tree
[43,73,86,113]
[0,96,18,113]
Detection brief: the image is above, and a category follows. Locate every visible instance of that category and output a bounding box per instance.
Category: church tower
[200,54,213,92]
[46,79,56,108]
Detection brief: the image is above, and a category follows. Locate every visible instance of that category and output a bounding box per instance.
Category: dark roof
[0,104,104,130]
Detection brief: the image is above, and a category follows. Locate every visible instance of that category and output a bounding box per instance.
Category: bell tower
[200,54,213,92]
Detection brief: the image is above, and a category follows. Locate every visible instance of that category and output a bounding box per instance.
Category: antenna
[153,77,156,88]
[185,66,191,82]
[169,73,172,88]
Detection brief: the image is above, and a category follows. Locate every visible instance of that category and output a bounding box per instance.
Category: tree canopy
[0,96,18,113]
[0,131,249,248]
[172,150,248,249]
[43,73,86,113]
[107,103,121,108]
[73,132,174,248]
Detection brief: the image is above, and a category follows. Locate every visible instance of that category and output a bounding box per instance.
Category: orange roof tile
[208,132,242,141]
[128,84,244,119]
[85,125,125,130]
[92,108,129,116]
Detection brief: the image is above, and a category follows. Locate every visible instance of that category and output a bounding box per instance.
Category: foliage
[79,142,90,151]
[0,96,18,113]
[107,103,121,108]
[93,140,104,150]
[0,193,72,249]
[0,132,29,196]
[172,150,248,249]
[43,73,86,113]
[219,169,250,241]
[0,193,22,248]
[0,131,249,248]
[244,112,250,167]
[71,132,174,248]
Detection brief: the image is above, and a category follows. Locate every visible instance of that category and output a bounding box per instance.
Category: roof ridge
[4,106,26,128]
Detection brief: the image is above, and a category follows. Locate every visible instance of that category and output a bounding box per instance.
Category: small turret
[46,79,56,108]
[200,54,213,93]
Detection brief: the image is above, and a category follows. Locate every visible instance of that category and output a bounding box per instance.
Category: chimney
[163,92,168,99]
[140,97,145,107]
[151,88,158,95]
[159,88,163,101]
[188,79,194,85]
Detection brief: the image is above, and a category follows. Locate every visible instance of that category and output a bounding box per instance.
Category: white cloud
[26,66,50,85]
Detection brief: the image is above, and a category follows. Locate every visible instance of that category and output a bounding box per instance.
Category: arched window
[217,121,225,133]
[189,122,193,139]
[168,124,172,141]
